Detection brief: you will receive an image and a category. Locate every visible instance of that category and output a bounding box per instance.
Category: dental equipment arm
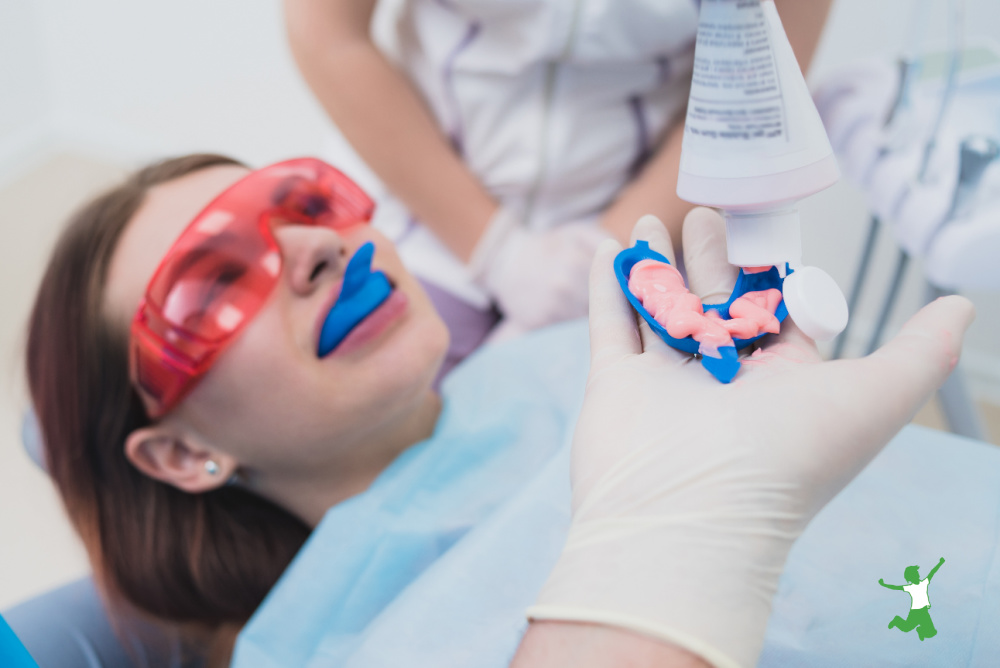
[816,0,972,262]
[515,210,973,668]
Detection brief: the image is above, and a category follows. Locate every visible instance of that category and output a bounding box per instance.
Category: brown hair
[25,155,311,654]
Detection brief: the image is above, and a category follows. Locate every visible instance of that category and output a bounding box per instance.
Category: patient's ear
[124,426,236,493]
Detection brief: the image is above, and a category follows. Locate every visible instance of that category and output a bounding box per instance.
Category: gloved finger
[629,214,677,265]
[588,238,641,375]
[864,295,975,396]
[628,215,680,356]
[806,296,975,479]
[767,296,974,511]
[681,207,738,304]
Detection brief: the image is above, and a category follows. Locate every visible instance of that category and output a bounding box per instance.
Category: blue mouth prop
[317,242,393,357]
[614,241,790,383]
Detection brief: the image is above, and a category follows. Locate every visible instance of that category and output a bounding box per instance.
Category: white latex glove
[468,207,610,330]
[527,209,975,668]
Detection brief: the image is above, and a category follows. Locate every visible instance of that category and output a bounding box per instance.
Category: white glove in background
[528,209,975,668]
[468,207,609,330]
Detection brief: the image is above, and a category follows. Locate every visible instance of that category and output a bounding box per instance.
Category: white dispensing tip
[724,209,803,268]
[781,266,849,342]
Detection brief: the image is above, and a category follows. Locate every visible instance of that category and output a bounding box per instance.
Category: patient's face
[104,165,449,481]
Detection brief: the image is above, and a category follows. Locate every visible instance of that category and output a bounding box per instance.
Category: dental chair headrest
[21,409,46,473]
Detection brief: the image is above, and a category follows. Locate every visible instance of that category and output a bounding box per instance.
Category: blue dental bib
[614,240,790,383]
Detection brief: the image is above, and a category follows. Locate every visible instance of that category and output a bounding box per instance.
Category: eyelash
[200,264,246,311]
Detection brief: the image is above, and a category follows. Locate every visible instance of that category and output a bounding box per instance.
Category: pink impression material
[628,259,782,357]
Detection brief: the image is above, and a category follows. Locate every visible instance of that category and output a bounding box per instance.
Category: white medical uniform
[365,0,699,307]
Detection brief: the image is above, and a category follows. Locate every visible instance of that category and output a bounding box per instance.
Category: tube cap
[724,209,803,267]
[781,266,849,341]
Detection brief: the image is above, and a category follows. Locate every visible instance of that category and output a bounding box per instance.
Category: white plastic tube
[677,0,839,267]
[676,0,847,341]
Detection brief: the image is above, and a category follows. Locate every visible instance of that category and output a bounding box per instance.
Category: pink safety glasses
[129,158,374,418]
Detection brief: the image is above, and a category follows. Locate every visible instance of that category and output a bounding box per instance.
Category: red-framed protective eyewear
[130,158,374,418]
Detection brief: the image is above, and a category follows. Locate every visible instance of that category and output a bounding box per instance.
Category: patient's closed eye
[203,263,246,303]
[180,262,247,329]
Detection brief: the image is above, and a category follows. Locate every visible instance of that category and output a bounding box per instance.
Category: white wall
[0,2,46,134]
[2,0,333,174]
[0,1,50,182]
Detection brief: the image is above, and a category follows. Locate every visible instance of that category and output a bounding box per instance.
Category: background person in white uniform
[284,0,835,371]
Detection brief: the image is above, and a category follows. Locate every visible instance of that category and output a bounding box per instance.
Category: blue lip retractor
[614,240,790,383]
[317,242,393,357]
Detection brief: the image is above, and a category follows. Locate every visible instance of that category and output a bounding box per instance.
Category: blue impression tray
[318,242,393,357]
[614,240,790,383]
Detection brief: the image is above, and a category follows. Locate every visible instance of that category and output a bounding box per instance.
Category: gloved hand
[468,207,609,330]
[527,208,975,668]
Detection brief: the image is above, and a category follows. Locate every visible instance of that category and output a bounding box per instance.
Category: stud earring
[205,460,220,476]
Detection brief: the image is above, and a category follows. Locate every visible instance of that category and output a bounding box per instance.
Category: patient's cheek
[627,260,783,356]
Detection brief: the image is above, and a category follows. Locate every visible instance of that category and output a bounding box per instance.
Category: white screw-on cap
[781,266,849,341]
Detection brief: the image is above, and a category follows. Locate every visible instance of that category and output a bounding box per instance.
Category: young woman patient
[26,154,454,664]
[19,154,973,668]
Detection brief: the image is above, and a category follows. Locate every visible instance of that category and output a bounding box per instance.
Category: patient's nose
[274,225,348,297]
